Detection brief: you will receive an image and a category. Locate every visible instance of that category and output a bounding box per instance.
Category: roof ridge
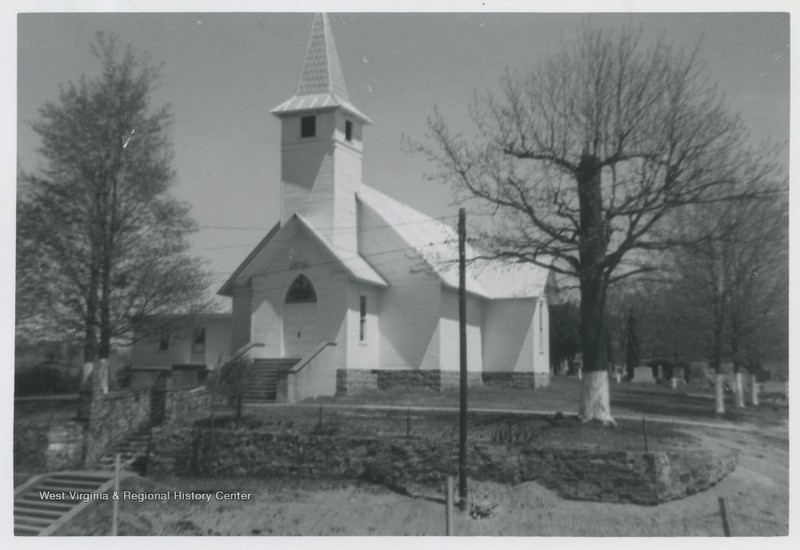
[358,184,549,299]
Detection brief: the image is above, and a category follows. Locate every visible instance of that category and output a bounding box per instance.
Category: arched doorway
[283,274,318,357]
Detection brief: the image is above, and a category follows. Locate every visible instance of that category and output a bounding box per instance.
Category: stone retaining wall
[84,389,152,466]
[164,387,212,427]
[45,422,85,470]
[14,422,49,471]
[149,426,737,505]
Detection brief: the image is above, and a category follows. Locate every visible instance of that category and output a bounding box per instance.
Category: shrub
[15,366,81,396]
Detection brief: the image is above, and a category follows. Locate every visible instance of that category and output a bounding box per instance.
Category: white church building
[218,14,553,401]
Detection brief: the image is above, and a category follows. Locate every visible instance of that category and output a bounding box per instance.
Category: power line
[210,238,458,281]
[198,214,459,233]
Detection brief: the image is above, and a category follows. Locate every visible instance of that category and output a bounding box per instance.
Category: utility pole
[458,207,468,509]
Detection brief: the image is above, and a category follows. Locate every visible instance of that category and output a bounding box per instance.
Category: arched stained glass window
[285,274,317,303]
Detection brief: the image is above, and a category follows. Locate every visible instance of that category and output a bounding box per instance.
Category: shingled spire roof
[271,13,371,123]
[296,13,349,98]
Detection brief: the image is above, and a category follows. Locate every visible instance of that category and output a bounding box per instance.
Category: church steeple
[271,13,371,123]
[296,13,349,99]
[271,13,369,255]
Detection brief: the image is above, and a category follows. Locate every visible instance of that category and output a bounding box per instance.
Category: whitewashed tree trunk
[734,372,745,408]
[82,361,94,389]
[98,358,109,394]
[579,370,615,425]
[750,374,759,406]
[715,373,726,414]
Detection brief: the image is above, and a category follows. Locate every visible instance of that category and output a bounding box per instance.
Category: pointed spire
[296,13,349,99]
[271,13,371,123]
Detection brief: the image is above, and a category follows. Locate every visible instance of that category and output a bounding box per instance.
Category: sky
[14,9,791,299]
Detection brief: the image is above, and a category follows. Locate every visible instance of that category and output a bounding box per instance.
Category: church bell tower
[271,13,371,255]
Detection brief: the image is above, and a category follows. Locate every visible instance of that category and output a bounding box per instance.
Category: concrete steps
[95,427,152,472]
[243,358,298,402]
[14,471,117,536]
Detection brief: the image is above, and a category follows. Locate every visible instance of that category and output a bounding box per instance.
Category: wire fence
[222,404,697,452]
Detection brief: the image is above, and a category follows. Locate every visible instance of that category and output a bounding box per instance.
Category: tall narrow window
[301,115,316,138]
[359,295,367,342]
[538,300,544,353]
[159,333,169,351]
[345,120,353,142]
[193,328,206,345]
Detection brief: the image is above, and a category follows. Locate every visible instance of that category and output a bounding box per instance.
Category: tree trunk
[99,279,112,394]
[715,373,726,414]
[576,156,614,424]
[710,271,725,414]
[750,374,759,406]
[82,267,99,390]
[734,372,745,408]
[729,315,745,408]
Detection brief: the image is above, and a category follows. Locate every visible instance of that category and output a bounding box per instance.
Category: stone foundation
[336,369,378,395]
[336,369,485,395]
[439,371,484,390]
[482,372,551,389]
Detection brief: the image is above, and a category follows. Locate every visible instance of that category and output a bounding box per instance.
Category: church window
[301,115,316,138]
[359,295,367,342]
[193,328,206,345]
[286,274,317,303]
[159,333,169,351]
[538,300,544,353]
[345,120,353,142]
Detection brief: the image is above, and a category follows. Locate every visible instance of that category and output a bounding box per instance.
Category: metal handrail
[291,341,338,374]
[233,342,265,358]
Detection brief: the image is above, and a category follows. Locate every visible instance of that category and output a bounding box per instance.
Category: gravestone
[671,367,686,389]
[632,366,655,383]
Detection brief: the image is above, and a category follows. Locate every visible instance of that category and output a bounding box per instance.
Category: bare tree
[412,25,784,422]
[16,33,212,392]
[672,192,788,412]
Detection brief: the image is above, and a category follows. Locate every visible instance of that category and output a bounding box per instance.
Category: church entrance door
[283,274,319,357]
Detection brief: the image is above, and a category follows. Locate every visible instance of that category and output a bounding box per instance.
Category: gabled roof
[271,13,372,124]
[357,184,550,299]
[218,221,281,297]
[217,214,388,297]
[293,215,388,288]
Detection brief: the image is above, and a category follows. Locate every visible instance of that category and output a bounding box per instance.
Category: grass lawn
[304,376,788,429]
[220,405,697,452]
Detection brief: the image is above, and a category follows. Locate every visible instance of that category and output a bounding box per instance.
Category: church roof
[357,184,550,299]
[217,214,388,297]
[271,13,372,124]
[294,215,388,288]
